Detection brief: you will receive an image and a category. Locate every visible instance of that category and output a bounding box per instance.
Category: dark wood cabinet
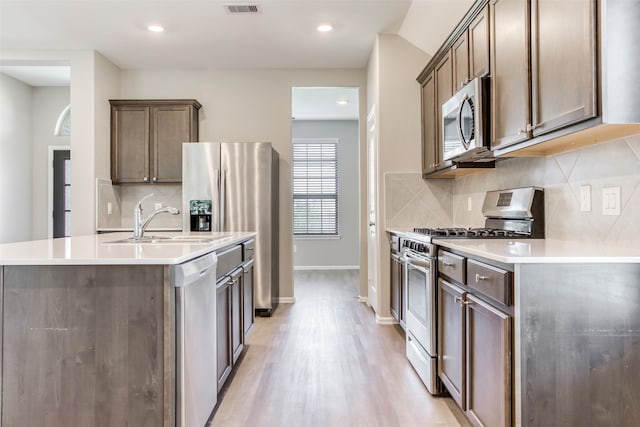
[110,99,201,184]
[469,5,490,79]
[421,71,438,175]
[489,0,531,151]
[242,259,255,339]
[452,33,470,91]
[216,276,232,392]
[435,53,453,168]
[466,293,512,427]
[230,267,244,364]
[390,253,403,324]
[438,278,466,410]
[530,0,596,137]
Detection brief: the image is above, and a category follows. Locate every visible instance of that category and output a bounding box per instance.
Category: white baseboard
[277,297,296,303]
[294,265,360,271]
[375,315,397,325]
[358,296,368,303]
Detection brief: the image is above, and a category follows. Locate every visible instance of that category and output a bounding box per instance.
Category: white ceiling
[0,0,412,70]
[292,87,359,120]
[0,65,70,86]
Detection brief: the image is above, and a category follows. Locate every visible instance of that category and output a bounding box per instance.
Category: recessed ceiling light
[336,100,349,105]
[147,25,165,33]
[317,24,333,32]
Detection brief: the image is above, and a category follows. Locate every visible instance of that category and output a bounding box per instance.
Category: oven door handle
[401,253,432,270]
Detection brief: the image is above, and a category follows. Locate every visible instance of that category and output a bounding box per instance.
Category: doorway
[50,147,71,237]
[366,106,378,312]
[290,86,361,296]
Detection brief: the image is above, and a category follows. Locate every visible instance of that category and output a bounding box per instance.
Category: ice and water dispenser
[189,200,212,232]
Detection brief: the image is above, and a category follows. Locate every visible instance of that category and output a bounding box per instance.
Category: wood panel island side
[0,232,255,426]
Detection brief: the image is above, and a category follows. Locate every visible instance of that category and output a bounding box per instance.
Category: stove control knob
[418,244,426,252]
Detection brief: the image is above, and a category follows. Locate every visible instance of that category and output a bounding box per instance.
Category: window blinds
[292,139,338,235]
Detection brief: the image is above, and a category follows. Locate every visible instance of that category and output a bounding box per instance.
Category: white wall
[120,68,367,300]
[31,87,70,239]
[0,73,33,243]
[292,120,360,268]
[366,34,431,319]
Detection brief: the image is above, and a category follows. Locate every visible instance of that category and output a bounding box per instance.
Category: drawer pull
[443,261,454,267]
[461,300,474,306]
[475,274,489,282]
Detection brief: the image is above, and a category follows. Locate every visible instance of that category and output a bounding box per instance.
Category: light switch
[602,187,621,216]
[107,202,113,215]
[580,185,591,212]
[467,197,472,211]
[154,202,162,210]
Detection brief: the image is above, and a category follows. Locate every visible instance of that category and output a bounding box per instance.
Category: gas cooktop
[412,227,528,238]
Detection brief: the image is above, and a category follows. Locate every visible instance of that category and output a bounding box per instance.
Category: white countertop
[433,238,640,264]
[0,232,256,266]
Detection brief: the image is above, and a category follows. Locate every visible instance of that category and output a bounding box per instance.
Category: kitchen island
[433,238,640,427]
[0,231,255,426]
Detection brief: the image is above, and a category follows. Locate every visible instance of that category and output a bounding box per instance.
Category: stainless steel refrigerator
[182,142,279,316]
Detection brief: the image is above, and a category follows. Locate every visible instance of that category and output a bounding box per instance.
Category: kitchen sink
[104,235,221,245]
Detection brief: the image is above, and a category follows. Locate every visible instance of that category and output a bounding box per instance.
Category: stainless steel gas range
[400,187,544,395]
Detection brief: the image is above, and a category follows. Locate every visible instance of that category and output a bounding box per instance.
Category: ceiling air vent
[225,4,261,14]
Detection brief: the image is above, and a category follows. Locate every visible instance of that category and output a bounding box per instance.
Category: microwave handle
[456,96,467,148]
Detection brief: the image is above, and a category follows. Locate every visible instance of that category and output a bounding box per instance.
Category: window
[54,104,71,136]
[292,139,338,236]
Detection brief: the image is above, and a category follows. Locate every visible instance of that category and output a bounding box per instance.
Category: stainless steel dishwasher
[172,251,218,427]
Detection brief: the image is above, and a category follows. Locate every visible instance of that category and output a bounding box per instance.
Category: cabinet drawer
[466,259,512,306]
[217,245,242,278]
[438,250,465,284]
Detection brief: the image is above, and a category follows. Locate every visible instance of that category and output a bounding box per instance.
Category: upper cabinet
[110,99,201,184]
[490,0,597,151]
[421,72,437,175]
[529,0,596,137]
[417,0,640,168]
[489,0,531,151]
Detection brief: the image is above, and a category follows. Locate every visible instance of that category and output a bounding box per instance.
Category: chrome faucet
[133,194,180,240]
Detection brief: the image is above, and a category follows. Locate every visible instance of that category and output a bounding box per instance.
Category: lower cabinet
[437,252,513,427]
[466,293,512,427]
[230,267,244,364]
[216,276,232,392]
[242,259,255,338]
[438,279,466,409]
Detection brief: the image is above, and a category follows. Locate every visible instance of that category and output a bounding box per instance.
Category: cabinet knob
[526,123,537,132]
[443,261,454,267]
[144,176,148,182]
[475,273,489,282]
[153,176,157,182]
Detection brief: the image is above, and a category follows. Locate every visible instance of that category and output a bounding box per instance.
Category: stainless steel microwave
[441,77,491,162]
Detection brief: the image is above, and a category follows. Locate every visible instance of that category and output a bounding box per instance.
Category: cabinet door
[438,279,466,409]
[466,293,512,427]
[216,278,232,392]
[111,105,150,183]
[452,32,470,91]
[530,0,596,137]
[490,0,531,150]
[390,254,402,322]
[469,5,490,79]
[435,53,453,167]
[242,260,255,339]
[421,72,437,175]
[231,268,244,364]
[151,104,195,183]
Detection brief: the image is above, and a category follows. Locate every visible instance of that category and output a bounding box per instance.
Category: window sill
[294,235,342,240]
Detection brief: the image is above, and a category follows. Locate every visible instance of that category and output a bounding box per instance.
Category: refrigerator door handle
[219,169,226,232]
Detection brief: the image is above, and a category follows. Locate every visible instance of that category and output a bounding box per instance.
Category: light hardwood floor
[211,270,469,427]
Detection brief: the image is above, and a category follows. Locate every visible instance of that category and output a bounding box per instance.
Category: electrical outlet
[467,197,472,211]
[293,245,297,253]
[107,202,113,215]
[602,187,621,216]
[154,202,162,210]
[580,185,591,212]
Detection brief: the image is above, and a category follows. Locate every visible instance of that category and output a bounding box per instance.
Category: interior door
[52,149,71,238]
[367,106,378,312]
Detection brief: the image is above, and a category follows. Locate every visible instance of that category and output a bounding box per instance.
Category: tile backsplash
[385,133,640,249]
[97,180,183,230]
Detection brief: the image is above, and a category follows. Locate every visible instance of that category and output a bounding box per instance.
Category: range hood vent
[225,4,261,14]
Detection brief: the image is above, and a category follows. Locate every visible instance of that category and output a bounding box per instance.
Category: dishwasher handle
[172,252,218,288]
